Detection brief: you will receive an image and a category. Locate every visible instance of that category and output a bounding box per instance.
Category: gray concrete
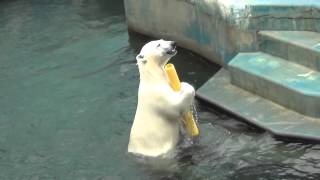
[196,69,320,141]
[124,0,320,65]
[229,52,320,118]
[259,31,320,71]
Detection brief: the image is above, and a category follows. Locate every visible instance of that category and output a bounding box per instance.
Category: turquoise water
[0,0,320,179]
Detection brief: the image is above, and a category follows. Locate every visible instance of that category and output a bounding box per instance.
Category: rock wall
[124,0,320,66]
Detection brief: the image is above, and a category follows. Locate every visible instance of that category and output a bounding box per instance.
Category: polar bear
[128,39,195,158]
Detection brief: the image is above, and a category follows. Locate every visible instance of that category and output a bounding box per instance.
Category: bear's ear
[136,54,147,64]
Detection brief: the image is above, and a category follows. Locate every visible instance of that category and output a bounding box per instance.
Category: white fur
[128,40,195,157]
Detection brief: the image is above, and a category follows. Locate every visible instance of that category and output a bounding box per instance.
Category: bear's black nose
[171,41,177,47]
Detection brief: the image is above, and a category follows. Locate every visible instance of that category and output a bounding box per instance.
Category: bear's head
[136,39,177,67]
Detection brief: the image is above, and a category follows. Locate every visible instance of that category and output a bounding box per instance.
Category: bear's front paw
[181,82,195,97]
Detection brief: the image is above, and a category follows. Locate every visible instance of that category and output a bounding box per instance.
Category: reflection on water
[0,0,320,179]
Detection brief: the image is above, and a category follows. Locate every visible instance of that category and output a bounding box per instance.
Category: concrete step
[259,31,320,71]
[196,69,320,141]
[228,52,320,118]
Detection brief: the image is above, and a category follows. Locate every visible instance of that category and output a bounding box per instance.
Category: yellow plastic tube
[165,63,200,138]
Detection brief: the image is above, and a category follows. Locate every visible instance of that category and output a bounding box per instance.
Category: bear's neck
[138,61,168,85]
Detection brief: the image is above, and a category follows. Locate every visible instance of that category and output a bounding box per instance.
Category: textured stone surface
[259,31,320,71]
[229,52,320,117]
[124,0,320,65]
[196,69,320,141]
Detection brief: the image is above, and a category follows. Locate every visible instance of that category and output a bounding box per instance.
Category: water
[0,0,320,179]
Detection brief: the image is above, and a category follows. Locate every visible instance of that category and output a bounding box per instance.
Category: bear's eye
[156,43,160,48]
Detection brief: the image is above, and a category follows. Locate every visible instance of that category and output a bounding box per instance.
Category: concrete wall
[124,0,320,66]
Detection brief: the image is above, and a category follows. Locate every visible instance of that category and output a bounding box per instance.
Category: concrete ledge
[196,69,320,141]
[259,31,320,71]
[124,0,320,65]
[229,52,320,117]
